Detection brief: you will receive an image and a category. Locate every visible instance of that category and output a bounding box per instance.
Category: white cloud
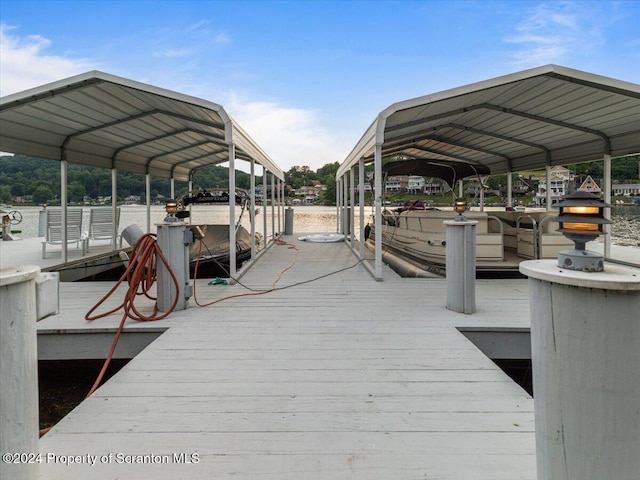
[226,94,349,172]
[0,24,349,174]
[505,2,603,67]
[0,24,95,96]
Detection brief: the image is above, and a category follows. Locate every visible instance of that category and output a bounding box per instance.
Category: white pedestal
[1,266,40,480]
[156,222,191,312]
[520,260,640,480]
[444,219,477,314]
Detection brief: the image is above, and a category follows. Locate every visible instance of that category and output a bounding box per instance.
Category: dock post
[156,222,192,312]
[444,219,477,314]
[520,260,640,479]
[1,265,41,480]
[284,207,294,235]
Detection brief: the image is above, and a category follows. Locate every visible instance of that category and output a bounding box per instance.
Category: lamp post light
[552,190,611,272]
[164,199,180,222]
[520,190,639,479]
[454,198,468,221]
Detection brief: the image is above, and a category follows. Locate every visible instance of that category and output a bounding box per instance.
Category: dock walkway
[30,235,535,478]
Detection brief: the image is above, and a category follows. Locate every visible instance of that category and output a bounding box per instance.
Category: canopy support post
[603,154,612,258]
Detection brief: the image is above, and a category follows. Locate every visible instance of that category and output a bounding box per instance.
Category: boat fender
[364,224,371,240]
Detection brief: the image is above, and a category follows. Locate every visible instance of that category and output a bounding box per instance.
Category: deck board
[27,235,537,478]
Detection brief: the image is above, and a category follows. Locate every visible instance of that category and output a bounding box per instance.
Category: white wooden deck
[34,234,536,479]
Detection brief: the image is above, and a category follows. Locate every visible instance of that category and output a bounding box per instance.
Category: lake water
[6,204,640,248]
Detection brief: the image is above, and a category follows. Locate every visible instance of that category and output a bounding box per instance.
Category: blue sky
[1,0,639,172]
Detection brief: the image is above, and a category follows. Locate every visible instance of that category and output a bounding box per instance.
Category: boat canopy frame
[0,71,286,272]
[336,65,640,280]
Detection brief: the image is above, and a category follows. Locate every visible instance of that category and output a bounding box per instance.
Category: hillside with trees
[1,154,636,206]
[0,155,343,205]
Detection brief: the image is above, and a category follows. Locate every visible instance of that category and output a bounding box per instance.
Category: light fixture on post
[164,199,180,222]
[454,198,468,221]
[552,190,611,272]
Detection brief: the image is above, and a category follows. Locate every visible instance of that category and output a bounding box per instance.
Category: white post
[359,158,365,259]
[263,169,268,244]
[250,159,256,258]
[145,173,151,233]
[61,160,68,263]
[520,260,640,479]
[277,179,282,235]
[374,145,383,279]
[170,177,175,200]
[336,178,342,233]
[444,219,477,314]
[188,176,193,222]
[1,266,41,480]
[507,172,513,208]
[228,144,237,279]
[343,170,349,236]
[603,154,612,258]
[545,165,552,210]
[271,173,275,239]
[156,223,190,312]
[111,168,118,249]
[349,166,355,243]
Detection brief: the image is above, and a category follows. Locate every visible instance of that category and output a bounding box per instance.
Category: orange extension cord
[40,235,297,437]
[40,234,180,436]
[84,233,180,397]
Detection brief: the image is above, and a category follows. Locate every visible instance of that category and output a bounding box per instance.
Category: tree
[0,185,12,203]
[321,176,337,205]
[33,185,54,204]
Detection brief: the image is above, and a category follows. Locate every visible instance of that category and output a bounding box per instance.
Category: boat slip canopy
[0,71,284,182]
[338,64,640,177]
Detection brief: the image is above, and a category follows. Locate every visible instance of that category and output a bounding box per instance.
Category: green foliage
[0,154,342,205]
[0,155,266,204]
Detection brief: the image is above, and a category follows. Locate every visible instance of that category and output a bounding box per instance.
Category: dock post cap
[0,265,40,287]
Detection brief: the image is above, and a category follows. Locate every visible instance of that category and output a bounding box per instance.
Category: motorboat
[365,159,573,276]
[188,224,257,278]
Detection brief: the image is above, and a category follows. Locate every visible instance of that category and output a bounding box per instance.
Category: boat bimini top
[381,158,490,188]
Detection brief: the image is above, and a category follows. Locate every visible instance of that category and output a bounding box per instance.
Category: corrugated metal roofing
[0,71,284,181]
[338,65,640,178]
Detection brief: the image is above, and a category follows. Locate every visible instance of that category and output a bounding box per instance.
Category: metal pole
[145,173,151,233]
[263,169,268,244]
[359,158,365,259]
[61,160,68,263]
[507,172,513,208]
[603,154,612,258]
[112,168,118,249]
[336,178,341,233]
[229,143,236,279]
[250,159,256,258]
[374,144,383,279]
[349,166,355,243]
[546,165,552,210]
[271,173,275,239]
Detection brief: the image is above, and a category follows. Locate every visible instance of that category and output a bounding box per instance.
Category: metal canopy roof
[0,71,284,182]
[338,65,640,178]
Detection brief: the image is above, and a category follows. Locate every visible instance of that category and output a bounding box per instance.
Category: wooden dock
[23,234,537,479]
